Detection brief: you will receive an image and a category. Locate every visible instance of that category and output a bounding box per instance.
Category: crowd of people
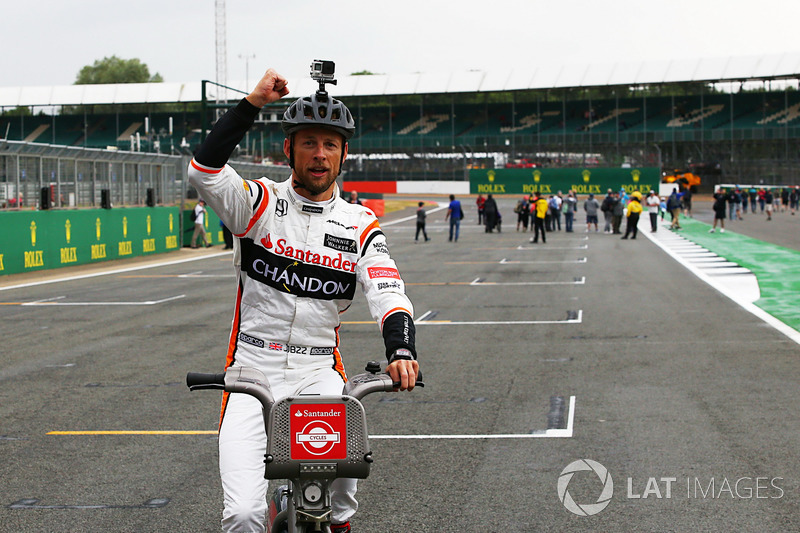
[477,189,657,243]
[709,186,799,224]
[428,184,799,244]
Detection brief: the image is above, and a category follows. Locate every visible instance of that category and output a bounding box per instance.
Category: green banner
[469,167,660,196]
[0,207,181,276]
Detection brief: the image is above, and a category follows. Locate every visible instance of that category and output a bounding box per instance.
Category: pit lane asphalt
[1,196,798,532]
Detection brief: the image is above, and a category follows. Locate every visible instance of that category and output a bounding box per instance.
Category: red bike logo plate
[289,403,347,460]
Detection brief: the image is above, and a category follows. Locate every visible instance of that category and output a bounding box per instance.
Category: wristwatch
[390,348,414,362]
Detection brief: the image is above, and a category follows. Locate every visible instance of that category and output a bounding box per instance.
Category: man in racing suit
[188,68,419,533]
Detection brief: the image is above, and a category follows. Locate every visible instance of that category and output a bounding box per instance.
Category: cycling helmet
[281,92,355,140]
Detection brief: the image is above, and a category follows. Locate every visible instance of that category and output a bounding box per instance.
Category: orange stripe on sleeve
[381,307,411,328]
[359,219,381,246]
[190,159,223,174]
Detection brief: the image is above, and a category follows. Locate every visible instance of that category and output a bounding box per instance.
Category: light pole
[238,53,256,90]
[239,53,256,158]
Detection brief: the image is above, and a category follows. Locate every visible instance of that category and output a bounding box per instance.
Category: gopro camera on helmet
[281,59,355,146]
[310,60,336,82]
[310,59,337,100]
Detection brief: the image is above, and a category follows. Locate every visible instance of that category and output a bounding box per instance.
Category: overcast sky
[5,0,799,88]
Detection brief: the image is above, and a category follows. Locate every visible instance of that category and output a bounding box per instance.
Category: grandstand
[2,52,800,189]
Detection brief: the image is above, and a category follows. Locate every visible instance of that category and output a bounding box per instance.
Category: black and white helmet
[281,92,355,140]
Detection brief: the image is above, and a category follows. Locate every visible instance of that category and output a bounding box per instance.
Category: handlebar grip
[392,370,425,389]
[186,372,226,391]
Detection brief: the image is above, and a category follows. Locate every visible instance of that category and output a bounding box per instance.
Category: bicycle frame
[187,362,420,533]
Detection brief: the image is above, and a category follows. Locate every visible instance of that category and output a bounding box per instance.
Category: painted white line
[683,257,729,263]
[177,273,234,278]
[414,310,582,326]
[381,205,448,226]
[700,267,754,275]
[415,310,435,322]
[644,228,800,345]
[500,257,586,264]
[695,262,741,268]
[372,395,575,439]
[0,252,232,292]
[469,277,585,286]
[22,294,186,306]
[29,296,66,304]
[676,252,720,257]
[516,245,588,250]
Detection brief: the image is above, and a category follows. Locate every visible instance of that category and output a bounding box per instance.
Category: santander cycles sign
[290,403,348,460]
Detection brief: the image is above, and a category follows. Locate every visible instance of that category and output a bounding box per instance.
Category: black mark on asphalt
[546,396,567,430]
[9,498,170,510]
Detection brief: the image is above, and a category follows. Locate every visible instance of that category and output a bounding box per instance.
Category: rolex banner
[469,167,660,196]
[0,207,181,276]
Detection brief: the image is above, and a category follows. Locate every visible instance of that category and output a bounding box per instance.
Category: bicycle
[187,361,423,533]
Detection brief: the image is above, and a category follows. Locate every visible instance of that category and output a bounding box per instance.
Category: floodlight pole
[201,80,209,142]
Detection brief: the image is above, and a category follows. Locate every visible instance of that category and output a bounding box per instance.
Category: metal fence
[0,140,289,209]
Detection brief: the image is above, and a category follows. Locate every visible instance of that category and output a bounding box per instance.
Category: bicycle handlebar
[186,372,226,391]
[186,362,423,411]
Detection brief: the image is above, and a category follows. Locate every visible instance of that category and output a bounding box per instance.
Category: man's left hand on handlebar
[386,357,420,391]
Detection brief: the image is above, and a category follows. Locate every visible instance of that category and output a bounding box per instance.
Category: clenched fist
[246,68,290,108]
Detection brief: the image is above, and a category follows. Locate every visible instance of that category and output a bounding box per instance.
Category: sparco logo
[557,459,614,516]
[238,332,265,348]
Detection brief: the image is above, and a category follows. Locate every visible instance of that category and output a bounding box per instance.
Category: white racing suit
[188,98,416,532]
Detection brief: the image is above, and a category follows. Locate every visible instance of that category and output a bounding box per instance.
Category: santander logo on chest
[290,403,348,460]
[260,233,357,273]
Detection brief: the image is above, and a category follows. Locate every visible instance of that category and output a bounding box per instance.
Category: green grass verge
[668,217,800,332]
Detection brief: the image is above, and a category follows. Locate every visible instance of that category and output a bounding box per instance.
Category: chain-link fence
[0,140,288,209]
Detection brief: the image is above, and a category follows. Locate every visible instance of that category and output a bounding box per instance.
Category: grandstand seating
[2,91,800,154]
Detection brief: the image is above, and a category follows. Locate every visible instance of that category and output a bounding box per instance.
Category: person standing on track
[600,189,614,233]
[667,189,682,230]
[710,188,726,233]
[621,191,643,239]
[483,194,498,233]
[190,199,210,248]
[188,66,420,533]
[646,190,660,232]
[515,195,530,232]
[583,193,600,232]
[415,201,430,242]
[476,194,486,225]
[563,190,577,232]
[445,194,464,241]
[529,192,548,243]
[764,189,774,220]
[611,191,624,235]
